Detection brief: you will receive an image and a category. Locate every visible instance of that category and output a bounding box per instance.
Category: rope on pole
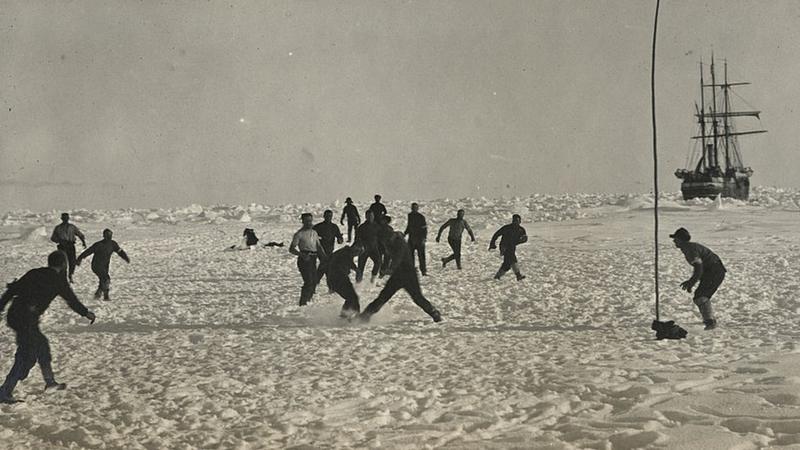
[651,0,661,321]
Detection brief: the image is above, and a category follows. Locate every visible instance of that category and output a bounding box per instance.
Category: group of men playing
[0,198,726,404]
[290,194,536,323]
[0,213,130,403]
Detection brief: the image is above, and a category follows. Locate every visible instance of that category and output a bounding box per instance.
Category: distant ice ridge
[2,186,798,227]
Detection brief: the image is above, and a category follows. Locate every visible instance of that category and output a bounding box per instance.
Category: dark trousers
[443,237,462,268]
[316,243,335,290]
[0,320,55,397]
[409,237,427,275]
[297,254,318,306]
[362,270,437,318]
[356,247,381,282]
[92,266,111,294]
[379,245,392,277]
[57,242,77,279]
[330,274,360,313]
[346,222,357,242]
[499,249,518,272]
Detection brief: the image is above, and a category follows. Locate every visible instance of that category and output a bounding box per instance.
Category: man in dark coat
[340,197,361,243]
[359,232,442,323]
[404,202,428,275]
[489,214,528,281]
[354,210,382,283]
[0,251,96,403]
[77,229,130,300]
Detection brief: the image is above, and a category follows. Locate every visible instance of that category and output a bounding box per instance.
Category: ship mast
[723,60,731,171]
[710,54,719,172]
[698,61,707,172]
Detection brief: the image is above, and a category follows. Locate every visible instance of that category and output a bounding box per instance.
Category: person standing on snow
[289,213,326,306]
[670,227,726,330]
[50,213,86,283]
[340,197,361,243]
[404,202,428,276]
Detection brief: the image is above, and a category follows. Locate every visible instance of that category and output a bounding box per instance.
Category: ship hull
[680,177,750,201]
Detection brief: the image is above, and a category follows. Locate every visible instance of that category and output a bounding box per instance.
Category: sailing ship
[674,55,766,200]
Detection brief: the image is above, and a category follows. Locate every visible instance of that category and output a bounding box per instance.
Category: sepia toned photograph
[1,1,799,448]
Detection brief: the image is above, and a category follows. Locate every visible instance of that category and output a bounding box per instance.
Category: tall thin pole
[651,0,660,321]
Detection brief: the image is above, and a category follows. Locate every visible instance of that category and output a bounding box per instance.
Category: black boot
[430,309,442,323]
[703,319,717,330]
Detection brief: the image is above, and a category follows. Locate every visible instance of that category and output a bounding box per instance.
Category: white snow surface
[1,187,799,449]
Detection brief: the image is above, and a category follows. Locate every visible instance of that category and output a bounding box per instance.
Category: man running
[327,243,364,319]
[314,210,344,290]
[368,194,387,221]
[340,198,361,243]
[0,251,96,403]
[436,209,475,270]
[76,229,130,300]
[289,213,327,306]
[50,213,86,283]
[671,227,726,330]
[489,214,528,281]
[354,210,381,283]
[404,202,428,275]
[359,232,442,323]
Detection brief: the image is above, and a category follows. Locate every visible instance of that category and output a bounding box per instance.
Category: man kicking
[0,251,96,403]
[489,214,528,281]
[359,232,442,323]
[77,229,130,300]
[671,227,726,330]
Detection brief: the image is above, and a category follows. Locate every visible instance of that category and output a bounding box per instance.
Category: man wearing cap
[489,214,528,281]
[0,251,96,403]
[50,213,86,283]
[404,202,428,276]
[289,213,327,306]
[340,197,361,243]
[670,227,726,330]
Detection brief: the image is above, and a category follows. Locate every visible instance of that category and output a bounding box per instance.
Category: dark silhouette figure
[368,194,387,221]
[0,251,96,403]
[327,244,364,318]
[354,210,381,283]
[404,202,428,275]
[340,198,361,243]
[77,229,130,301]
[359,232,442,323]
[314,210,344,291]
[489,214,528,281]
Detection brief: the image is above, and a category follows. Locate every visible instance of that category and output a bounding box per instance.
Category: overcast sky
[1,0,797,212]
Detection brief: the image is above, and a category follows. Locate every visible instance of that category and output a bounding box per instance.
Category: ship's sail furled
[675,55,766,200]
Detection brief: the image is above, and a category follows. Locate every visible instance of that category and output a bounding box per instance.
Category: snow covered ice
[2,187,800,448]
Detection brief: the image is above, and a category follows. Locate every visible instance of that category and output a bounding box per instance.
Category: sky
[1,0,798,212]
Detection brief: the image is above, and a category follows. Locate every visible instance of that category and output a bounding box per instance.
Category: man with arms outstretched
[0,251,96,403]
[436,209,475,270]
